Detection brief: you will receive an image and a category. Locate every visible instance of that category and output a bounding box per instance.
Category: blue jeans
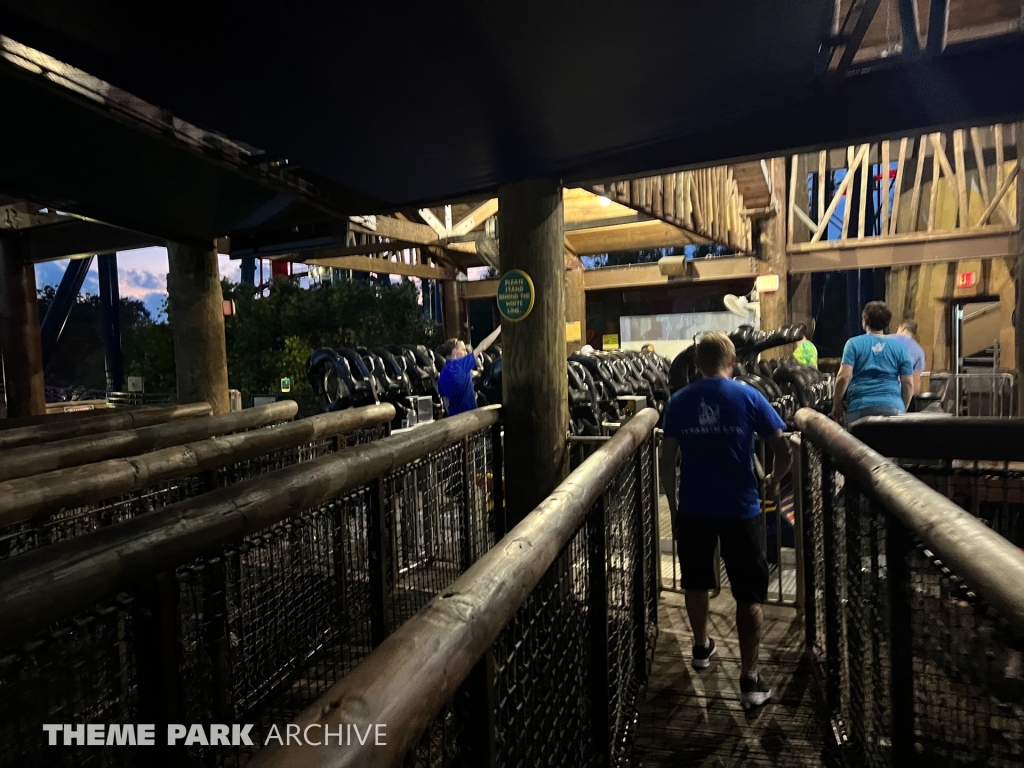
[847,406,900,425]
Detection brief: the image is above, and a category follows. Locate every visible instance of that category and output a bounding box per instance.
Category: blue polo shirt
[663,377,786,520]
[888,333,926,373]
[841,334,913,413]
[438,355,478,415]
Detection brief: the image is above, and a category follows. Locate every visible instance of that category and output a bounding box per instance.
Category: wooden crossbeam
[977,163,1018,227]
[417,208,448,238]
[811,144,869,243]
[448,199,498,238]
[890,137,909,235]
[970,127,991,207]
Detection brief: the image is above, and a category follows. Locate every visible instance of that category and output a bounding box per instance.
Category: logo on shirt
[697,399,720,426]
[871,342,884,353]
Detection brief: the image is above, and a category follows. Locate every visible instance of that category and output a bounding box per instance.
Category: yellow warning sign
[603,334,619,350]
[566,321,582,342]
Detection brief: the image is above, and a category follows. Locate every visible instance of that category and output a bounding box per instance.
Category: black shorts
[675,514,769,604]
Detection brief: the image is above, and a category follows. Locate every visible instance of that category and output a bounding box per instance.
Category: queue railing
[253,407,660,768]
[0,403,395,559]
[0,407,502,768]
[797,408,1024,767]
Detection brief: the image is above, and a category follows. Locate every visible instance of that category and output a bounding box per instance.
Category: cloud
[120,268,165,291]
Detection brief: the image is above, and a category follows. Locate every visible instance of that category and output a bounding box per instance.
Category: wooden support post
[498,179,568,527]
[442,279,464,340]
[759,158,790,352]
[0,236,45,417]
[166,242,230,414]
[565,267,586,356]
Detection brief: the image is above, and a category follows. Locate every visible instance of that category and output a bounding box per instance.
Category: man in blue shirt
[437,325,501,416]
[831,301,914,425]
[889,318,926,395]
[659,331,791,710]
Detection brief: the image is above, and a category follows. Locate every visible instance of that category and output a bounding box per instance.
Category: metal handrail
[795,407,1024,635]
[253,407,661,768]
[0,402,396,526]
[0,401,299,482]
[0,406,499,649]
[0,402,212,449]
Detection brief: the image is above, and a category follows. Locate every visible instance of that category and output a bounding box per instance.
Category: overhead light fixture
[598,196,612,207]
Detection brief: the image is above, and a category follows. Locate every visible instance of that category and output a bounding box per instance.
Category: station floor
[638,499,834,767]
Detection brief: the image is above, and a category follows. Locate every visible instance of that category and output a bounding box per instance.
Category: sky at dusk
[35,247,241,321]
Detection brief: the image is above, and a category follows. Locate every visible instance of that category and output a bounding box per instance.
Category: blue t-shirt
[887,333,925,373]
[841,334,913,413]
[662,377,786,520]
[438,355,478,415]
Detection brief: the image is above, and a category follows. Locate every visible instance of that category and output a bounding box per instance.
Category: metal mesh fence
[896,460,1024,548]
[0,426,493,768]
[801,443,1024,767]
[0,425,386,561]
[402,431,659,768]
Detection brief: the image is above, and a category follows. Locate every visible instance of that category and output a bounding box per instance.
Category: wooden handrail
[0,406,499,649]
[796,408,1024,636]
[0,403,396,526]
[0,401,297,482]
[252,407,660,768]
[0,402,212,450]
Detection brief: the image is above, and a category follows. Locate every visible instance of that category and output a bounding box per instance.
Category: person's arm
[911,370,922,396]
[900,375,914,408]
[474,325,502,358]
[659,435,679,520]
[831,364,853,421]
[762,429,792,491]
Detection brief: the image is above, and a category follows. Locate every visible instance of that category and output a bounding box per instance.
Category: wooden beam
[927,134,942,232]
[789,229,1017,272]
[890,137,909,235]
[969,127,991,207]
[908,136,927,232]
[953,130,969,226]
[350,215,439,246]
[897,0,922,58]
[448,199,498,238]
[880,140,890,236]
[926,0,949,56]
[811,143,868,241]
[417,208,448,238]
[827,0,883,80]
[977,164,1019,227]
[795,206,818,232]
[787,155,798,245]
[857,143,869,238]
[305,254,455,280]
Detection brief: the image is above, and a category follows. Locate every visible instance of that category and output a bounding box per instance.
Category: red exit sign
[957,271,977,289]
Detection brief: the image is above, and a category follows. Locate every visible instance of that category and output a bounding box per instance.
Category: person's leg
[720,516,772,707]
[676,515,718,669]
[685,590,710,646]
[736,600,763,676]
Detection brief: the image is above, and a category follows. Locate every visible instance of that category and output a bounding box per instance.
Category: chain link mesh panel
[0,425,492,768]
[401,432,659,768]
[0,426,385,562]
[802,444,1024,767]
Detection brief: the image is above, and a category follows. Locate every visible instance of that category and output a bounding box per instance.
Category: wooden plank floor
[635,590,836,767]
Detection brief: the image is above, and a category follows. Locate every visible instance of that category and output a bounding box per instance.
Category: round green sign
[496,269,535,322]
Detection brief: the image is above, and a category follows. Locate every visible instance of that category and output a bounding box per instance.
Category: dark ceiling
[1,1,1023,215]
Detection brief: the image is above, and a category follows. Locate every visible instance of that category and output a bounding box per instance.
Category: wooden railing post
[820,455,842,715]
[132,570,185,767]
[632,448,650,687]
[367,476,391,647]
[587,497,610,766]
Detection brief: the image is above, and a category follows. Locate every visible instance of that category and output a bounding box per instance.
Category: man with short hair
[437,326,501,416]
[889,318,926,395]
[831,301,914,425]
[659,331,791,710]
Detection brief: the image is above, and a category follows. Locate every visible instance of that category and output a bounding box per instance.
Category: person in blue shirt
[437,325,501,416]
[659,331,791,710]
[831,301,914,425]
[888,318,926,395]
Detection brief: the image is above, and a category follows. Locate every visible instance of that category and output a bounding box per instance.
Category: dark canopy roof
[1,1,1022,221]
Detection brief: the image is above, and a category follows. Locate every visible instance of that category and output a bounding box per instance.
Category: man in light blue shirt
[832,301,914,425]
[888,319,926,395]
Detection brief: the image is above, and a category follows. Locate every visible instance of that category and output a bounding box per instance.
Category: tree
[37,286,152,391]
